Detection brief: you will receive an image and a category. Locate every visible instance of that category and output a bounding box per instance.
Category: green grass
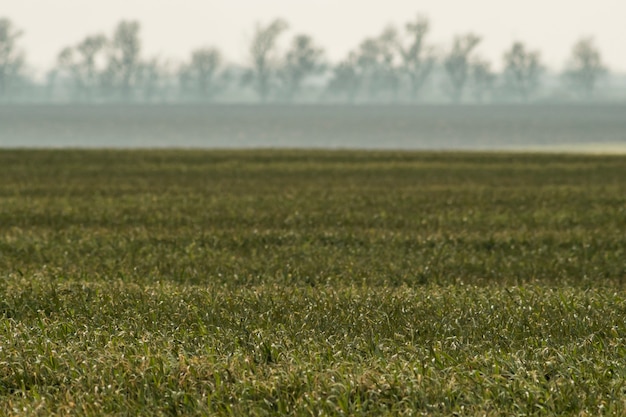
[0,150,625,415]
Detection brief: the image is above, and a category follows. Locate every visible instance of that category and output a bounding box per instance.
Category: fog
[1,8,626,151]
[2,104,625,152]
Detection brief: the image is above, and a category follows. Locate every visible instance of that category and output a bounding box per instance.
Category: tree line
[0,16,615,103]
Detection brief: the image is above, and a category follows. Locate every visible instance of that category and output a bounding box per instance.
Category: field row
[1,277,626,415]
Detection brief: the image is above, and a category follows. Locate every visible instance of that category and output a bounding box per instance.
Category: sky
[4,0,625,76]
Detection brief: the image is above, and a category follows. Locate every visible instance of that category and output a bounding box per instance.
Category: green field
[1,150,625,415]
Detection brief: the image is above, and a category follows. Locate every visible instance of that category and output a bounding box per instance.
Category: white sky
[4,0,626,75]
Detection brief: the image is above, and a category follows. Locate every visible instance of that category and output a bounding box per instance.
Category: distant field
[1,150,625,415]
[2,104,626,150]
[521,142,626,155]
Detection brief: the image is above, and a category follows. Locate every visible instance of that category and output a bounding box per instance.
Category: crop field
[0,150,625,415]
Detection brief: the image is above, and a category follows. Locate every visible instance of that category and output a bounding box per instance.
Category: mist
[1,104,625,152]
[1,13,626,151]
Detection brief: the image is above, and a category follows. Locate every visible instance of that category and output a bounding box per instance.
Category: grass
[0,149,625,415]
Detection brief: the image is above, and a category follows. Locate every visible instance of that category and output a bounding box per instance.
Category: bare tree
[470,58,496,103]
[279,34,325,100]
[327,26,401,103]
[245,19,289,102]
[57,34,107,100]
[327,53,361,102]
[138,57,170,102]
[443,33,481,102]
[563,37,606,99]
[354,26,401,100]
[503,42,543,101]
[45,69,58,100]
[104,20,142,100]
[398,15,436,101]
[57,47,81,96]
[0,17,25,98]
[377,26,402,100]
[77,35,107,93]
[179,47,223,100]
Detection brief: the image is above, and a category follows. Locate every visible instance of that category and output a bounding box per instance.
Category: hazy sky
[5,0,626,75]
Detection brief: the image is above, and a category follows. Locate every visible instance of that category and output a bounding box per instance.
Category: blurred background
[1,0,625,150]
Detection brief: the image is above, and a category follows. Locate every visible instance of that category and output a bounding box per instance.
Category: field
[0,150,625,415]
